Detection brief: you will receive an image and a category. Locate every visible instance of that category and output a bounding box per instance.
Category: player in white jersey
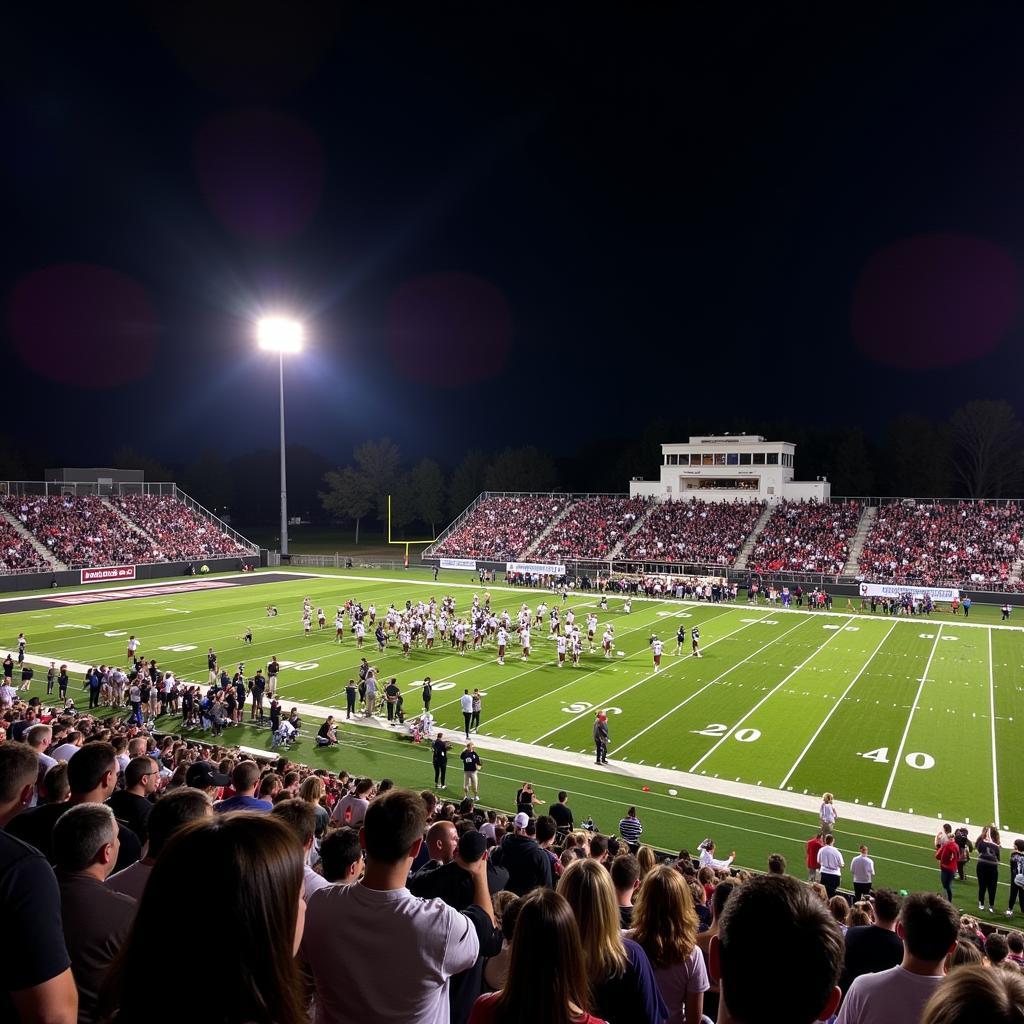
[473,623,484,650]
[335,611,345,642]
[302,613,312,636]
[623,596,632,614]
[535,601,547,626]
[303,596,312,615]
[587,614,598,650]
[455,622,466,654]
[571,632,582,666]
[602,627,615,658]
[652,636,663,670]
[424,618,435,649]
[556,633,567,666]
[400,628,411,657]
[565,609,575,630]
[368,603,377,624]
[496,626,507,665]
[317,607,326,630]
[355,621,366,648]
[520,626,531,660]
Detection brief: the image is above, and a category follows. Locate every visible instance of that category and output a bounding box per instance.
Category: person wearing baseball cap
[185,761,230,795]
[491,811,553,896]
[594,711,610,765]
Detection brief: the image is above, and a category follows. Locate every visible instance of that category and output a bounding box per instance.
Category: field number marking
[276,659,320,672]
[159,643,197,652]
[562,702,622,715]
[691,722,761,742]
[862,746,935,770]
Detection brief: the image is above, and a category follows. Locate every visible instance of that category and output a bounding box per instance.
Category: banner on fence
[439,558,477,570]
[859,582,959,602]
[506,561,567,577]
[81,565,137,584]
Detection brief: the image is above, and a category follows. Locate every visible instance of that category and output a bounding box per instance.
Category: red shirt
[937,840,960,872]
[469,994,606,1024]
[806,836,824,869]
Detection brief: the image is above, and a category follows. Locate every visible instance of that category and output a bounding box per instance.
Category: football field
[8,567,1021,834]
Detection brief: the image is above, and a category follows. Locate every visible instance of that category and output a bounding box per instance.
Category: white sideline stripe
[881,626,942,809]
[689,616,856,774]
[530,609,774,745]
[24,650,1024,848]
[614,617,813,756]
[778,619,899,790]
[988,629,1001,825]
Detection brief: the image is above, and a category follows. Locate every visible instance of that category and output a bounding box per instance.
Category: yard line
[530,609,774,745]
[613,617,813,756]
[689,616,855,774]
[778,619,899,790]
[988,628,1000,826]
[881,625,942,809]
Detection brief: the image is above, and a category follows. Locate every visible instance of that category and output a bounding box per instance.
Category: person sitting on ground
[316,716,339,746]
[709,874,843,1024]
[837,892,959,1024]
[99,814,308,1024]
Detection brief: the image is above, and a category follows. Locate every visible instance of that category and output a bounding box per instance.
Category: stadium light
[257,316,304,558]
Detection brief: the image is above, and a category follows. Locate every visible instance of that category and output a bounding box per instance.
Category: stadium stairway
[732,502,775,571]
[0,508,67,570]
[609,499,658,560]
[520,499,578,559]
[843,505,876,577]
[103,497,159,549]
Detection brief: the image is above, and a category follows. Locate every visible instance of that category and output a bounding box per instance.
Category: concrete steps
[0,507,67,571]
[844,505,877,577]
[609,500,658,560]
[103,498,159,550]
[733,503,775,571]
[521,500,578,559]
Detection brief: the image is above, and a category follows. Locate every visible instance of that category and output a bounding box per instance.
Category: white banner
[859,582,960,602]
[506,561,567,577]
[439,558,477,570]
[81,565,136,584]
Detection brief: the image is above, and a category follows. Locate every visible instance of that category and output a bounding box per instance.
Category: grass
[9,566,1024,912]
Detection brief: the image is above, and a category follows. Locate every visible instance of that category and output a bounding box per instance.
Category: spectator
[767,853,786,876]
[817,833,844,898]
[698,838,735,871]
[298,775,330,838]
[976,825,1002,914]
[318,826,363,884]
[985,932,1010,967]
[52,803,136,1024]
[820,792,839,834]
[330,776,373,827]
[183,758,229,796]
[695,878,739,1022]
[213,760,272,813]
[106,755,159,845]
[630,863,709,1024]
[482,892,520,992]
[830,896,850,933]
[491,812,553,896]
[851,844,875,899]
[271,797,333,902]
[549,790,574,835]
[1007,930,1024,968]
[751,500,862,574]
[411,828,510,906]
[921,965,1024,1024]
[106,788,213,900]
[414,819,459,873]
[709,874,843,1024]
[936,831,961,901]
[1007,837,1024,918]
[469,889,603,1024]
[618,806,643,853]
[842,888,904,992]
[0,743,77,1024]
[100,814,306,1024]
[837,892,959,1024]
[637,844,657,880]
[557,857,667,1024]
[301,789,488,1024]
[611,853,641,928]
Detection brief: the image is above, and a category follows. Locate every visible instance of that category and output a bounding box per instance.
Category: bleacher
[750,500,863,575]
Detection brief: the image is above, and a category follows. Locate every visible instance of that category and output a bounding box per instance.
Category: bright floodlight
[257,316,304,353]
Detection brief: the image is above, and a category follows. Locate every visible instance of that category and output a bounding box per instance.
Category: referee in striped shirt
[618,807,643,853]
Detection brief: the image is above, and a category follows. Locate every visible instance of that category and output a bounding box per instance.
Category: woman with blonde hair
[819,792,838,834]
[298,774,329,838]
[630,864,709,1024]
[921,963,1024,1024]
[557,858,666,1024]
[470,888,602,1024]
[636,843,656,879]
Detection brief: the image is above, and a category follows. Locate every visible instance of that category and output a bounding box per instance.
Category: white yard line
[689,616,855,774]
[988,628,1001,826]
[530,609,774,745]
[881,625,942,809]
[778,619,899,790]
[614,617,813,756]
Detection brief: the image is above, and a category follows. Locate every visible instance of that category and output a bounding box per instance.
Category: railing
[287,554,416,571]
[171,486,258,552]
[422,492,488,558]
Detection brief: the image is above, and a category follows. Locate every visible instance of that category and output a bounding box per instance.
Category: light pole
[257,316,304,558]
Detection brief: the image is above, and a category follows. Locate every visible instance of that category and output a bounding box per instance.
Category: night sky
[5,4,1024,471]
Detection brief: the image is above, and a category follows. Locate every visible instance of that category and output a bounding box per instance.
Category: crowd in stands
[434,496,570,561]
[620,498,765,566]
[532,496,651,562]
[750,500,863,575]
[5,686,1024,1023]
[111,495,253,561]
[860,501,1024,588]
[0,494,252,569]
[0,519,49,574]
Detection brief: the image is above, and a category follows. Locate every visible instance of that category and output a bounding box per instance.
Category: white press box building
[628,435,830,504]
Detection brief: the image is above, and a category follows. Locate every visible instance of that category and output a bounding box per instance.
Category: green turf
[9,568,1024,911]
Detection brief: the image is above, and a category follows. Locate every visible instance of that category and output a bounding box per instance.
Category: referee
[618,806,643,853]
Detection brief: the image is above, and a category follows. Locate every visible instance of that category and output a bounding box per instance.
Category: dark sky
[4,3,1024,470]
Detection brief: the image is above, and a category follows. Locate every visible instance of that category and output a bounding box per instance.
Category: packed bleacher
[434,496,571,561]
[531,496,651,561]
[750,499,863,575]
[860,501,1024,588]
[4,684,1024,1024]
[0,519,49,574]
[111,494,253,561]
[619,497,765,566]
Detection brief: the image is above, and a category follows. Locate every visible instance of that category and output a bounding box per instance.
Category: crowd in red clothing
[532,496,651,561]
[750,500,863,575]
[434,497,570,561]
[0,519,49,574]
[112,495,253,561]
[860,501,1024,587]
[619,498,764,566]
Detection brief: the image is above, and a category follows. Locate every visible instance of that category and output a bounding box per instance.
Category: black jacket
[491,834,553,895]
